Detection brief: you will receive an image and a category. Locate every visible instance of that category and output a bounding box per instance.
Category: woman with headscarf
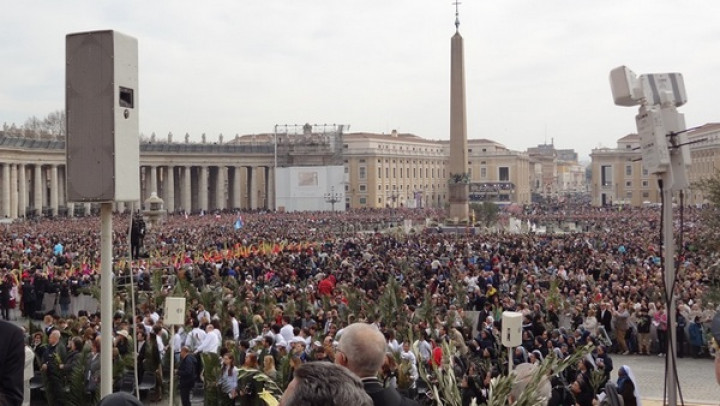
[617,365,641,406]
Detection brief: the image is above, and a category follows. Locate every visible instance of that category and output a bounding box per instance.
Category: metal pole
[169,324,176,406]
[100,202,113,398]
[508,346,513,373]
[662,173,677,406]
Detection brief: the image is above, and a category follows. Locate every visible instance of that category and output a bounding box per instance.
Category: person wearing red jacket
[318,275,336,296]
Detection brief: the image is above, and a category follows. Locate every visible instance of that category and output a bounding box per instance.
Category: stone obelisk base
[448,183,469,224]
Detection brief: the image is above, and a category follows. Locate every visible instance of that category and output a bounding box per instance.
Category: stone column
[84,203,91,215]
[248,167,257,210]
[34,164,43,216]
[141,166,150,203]
[50,165,59,216]
[18,164,27,218]
[199,166,208,212]
[58,165,66,212]
[164,166,175,213]
[117,202,126,214]
[9,164,18,219]
[1,164,10,218]
[149,166,158,195]
[182,166,192,213]
[215,166,225,210]
[265,166,274,211]
[67,202,75,217]
[233,167,243,209]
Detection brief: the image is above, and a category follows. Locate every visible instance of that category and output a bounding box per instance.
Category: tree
[43,110,66,137]
[470,202,499,227]
[14,110,66,138]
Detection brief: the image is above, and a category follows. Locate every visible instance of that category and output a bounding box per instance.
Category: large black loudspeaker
[66,30,140,202]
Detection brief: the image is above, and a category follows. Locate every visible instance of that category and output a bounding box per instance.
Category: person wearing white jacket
[24,344,35,406]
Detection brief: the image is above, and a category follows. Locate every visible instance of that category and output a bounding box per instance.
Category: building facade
[0,132,275,218]
[589,122,720,207]
[342,130,531,209]
[528,143,586,202]
[1,127,536,218]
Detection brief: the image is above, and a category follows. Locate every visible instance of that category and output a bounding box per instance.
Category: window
[378,167,382,178]
[626,165,632,176]
[359,167,366,179]
[625,181,632,187]
[359,185,366,192]
[642,192,649,198]
[393,168,396,178]
[642,180,649,187]
[344,166,349,174]
[385,168,389,178]
[601,165,612,186]
[642,168,649,176]
[359,197,367,205]
[625,191,632,199]
[481,167,487,178]
[344,185,349,192]
[499,167,509,181]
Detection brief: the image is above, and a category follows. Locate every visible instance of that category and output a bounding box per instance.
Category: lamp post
[324,186,342,212]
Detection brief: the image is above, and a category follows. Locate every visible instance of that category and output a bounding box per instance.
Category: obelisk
[448,3,469,223]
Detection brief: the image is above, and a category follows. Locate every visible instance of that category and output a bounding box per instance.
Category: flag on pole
[234,216,244,230]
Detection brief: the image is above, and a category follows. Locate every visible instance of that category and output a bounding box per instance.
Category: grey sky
[1,0,719,160]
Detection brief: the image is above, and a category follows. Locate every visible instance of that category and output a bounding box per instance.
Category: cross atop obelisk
[448,1,469,223]
[453,0,461,31]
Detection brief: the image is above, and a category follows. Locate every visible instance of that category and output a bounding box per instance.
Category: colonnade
[137,164,274,214]
[0,162,274,219]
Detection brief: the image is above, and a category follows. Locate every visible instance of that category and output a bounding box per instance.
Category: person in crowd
[263,355,278,381]
[335,323,418,406]
[0,320,24,406]
[635,305,652,355]
[676,307,687,358]
[42,330,66,406]
[97,392,144,406]
[654,305,668,357]
[178,346,197,406]
[613,303,631,355]
[616,365,640,406]
[279,362,372,406]
[509,363,551,405]
[218,353,238,406]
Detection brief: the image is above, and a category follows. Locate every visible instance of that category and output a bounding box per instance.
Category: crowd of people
[0,202,719,406]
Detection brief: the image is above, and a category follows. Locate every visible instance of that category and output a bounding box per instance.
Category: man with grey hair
[509,363,551,404]
[279,362,372,406]
[335,323,418,406]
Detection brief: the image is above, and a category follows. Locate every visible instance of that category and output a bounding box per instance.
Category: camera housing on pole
[609,65,691,406]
